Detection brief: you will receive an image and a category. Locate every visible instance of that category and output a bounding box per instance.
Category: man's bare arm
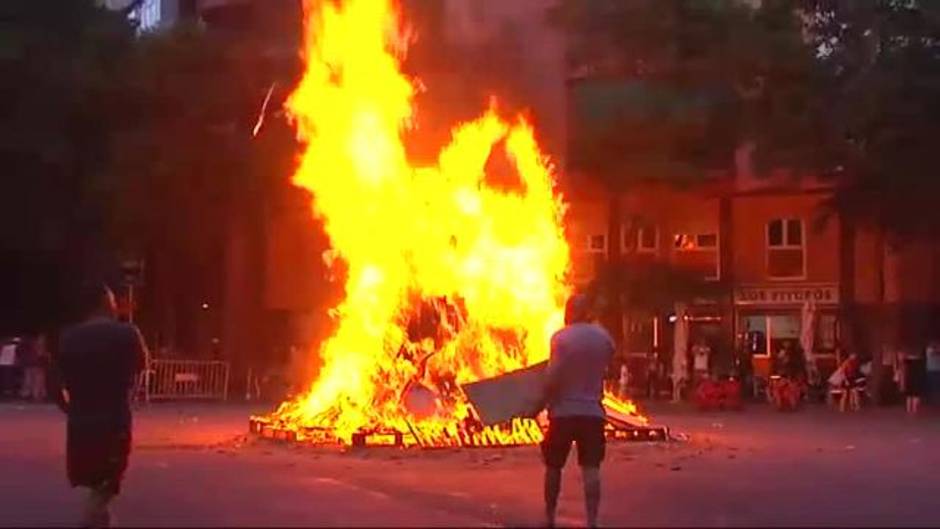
[130,325,149,375]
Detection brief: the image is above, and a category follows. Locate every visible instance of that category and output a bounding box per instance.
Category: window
[740,314,801,358]
[696,233,718,248]
[674,233,718,251]
[767,219,805,278]
[741,313,838,359]
[816,314,838,355]
[587,234,607,254]
[623,314,655,354]
[622,224,658,254]
[638,226,658,253]
[672,232,720,280]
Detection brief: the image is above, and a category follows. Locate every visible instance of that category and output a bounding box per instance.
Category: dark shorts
[67,416,132,495]
[541,415,606,469]
[904,360,927,397]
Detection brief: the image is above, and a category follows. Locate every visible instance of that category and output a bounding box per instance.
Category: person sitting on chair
[833,353,863,412]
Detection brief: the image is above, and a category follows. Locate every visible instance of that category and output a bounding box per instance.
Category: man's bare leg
[544,466,562,527]
[81,486,115,528]
[581,466,601,528]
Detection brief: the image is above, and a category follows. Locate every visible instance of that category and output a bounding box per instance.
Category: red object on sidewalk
[770,377,804,411]
[694,378,742,411]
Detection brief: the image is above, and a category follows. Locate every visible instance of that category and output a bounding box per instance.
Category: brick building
[567,150,940,398]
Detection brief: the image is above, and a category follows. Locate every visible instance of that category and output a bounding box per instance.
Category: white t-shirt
[927,345,940,372]
[692,345,710,372]
[546,323,615,419]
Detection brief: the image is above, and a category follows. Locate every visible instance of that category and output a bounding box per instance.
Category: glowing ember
[265,0,643,446]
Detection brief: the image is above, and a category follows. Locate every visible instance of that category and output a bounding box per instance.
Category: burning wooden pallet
[249,363,667,448]
[248,415,669,448]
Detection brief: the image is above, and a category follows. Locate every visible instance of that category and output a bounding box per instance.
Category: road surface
[1,401,939,527]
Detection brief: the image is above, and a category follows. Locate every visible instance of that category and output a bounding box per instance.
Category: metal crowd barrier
[143,358,230,401]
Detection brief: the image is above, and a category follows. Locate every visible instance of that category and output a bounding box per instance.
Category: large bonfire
[266,0,639,447]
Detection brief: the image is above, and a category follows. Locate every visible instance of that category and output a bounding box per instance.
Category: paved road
[2,401,940,527]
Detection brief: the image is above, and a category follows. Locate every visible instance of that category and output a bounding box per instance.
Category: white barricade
[146,358,230,401]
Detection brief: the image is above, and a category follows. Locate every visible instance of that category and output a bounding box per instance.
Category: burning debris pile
[252,0,661,448]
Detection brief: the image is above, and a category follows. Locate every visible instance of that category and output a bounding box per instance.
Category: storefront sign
[734,284,839,305]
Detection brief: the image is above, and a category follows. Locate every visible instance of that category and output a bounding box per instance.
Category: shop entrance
[737,309,840,381]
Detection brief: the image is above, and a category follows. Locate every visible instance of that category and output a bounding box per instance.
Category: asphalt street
[2,401,939,527]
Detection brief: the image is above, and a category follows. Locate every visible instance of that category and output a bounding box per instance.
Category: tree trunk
[838,213,857,364]
[606,192,625,351]
[870,227,902,405]
[718,195,735,367]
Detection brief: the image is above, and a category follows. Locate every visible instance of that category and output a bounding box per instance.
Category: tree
[801,0,940,399]
[0,0,136,332]
[552,0,821,182]
[101,19,302,354]
[806,0,940,238]
[549,0,817,342]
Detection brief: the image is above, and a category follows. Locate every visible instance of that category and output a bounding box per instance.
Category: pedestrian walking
[900,347,926,415]
[55,284,148,527]
[530,294,613,528]
[18,335,47,401]
[830,353,863,412]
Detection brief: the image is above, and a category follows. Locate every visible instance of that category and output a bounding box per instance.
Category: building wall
[567,185,722,285]
[853,226,882,305]
[567,197,609,285]
[731,192,840,285]
[568,186,842,288]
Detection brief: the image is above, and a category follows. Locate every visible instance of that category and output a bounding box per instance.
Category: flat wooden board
[462,363,652,429]
[461,362,547,426]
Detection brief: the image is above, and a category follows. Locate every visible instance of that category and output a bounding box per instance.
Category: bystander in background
[926,339,940,406]
[18,334,47,401]
[691,337,711,383]
[900,347,927,415]
[0,338,18,398]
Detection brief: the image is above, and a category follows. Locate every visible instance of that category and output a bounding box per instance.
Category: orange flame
[269,0,638,445]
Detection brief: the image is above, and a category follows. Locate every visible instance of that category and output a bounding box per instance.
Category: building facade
[568,155,940,398]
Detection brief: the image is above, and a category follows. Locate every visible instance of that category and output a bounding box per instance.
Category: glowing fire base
[247,413,670,449]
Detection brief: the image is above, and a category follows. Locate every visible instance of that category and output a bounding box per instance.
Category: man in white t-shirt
[691,337,711,381]
[532,294,614,528]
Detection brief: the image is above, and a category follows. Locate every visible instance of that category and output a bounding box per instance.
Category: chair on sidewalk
[827,377,866,411]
